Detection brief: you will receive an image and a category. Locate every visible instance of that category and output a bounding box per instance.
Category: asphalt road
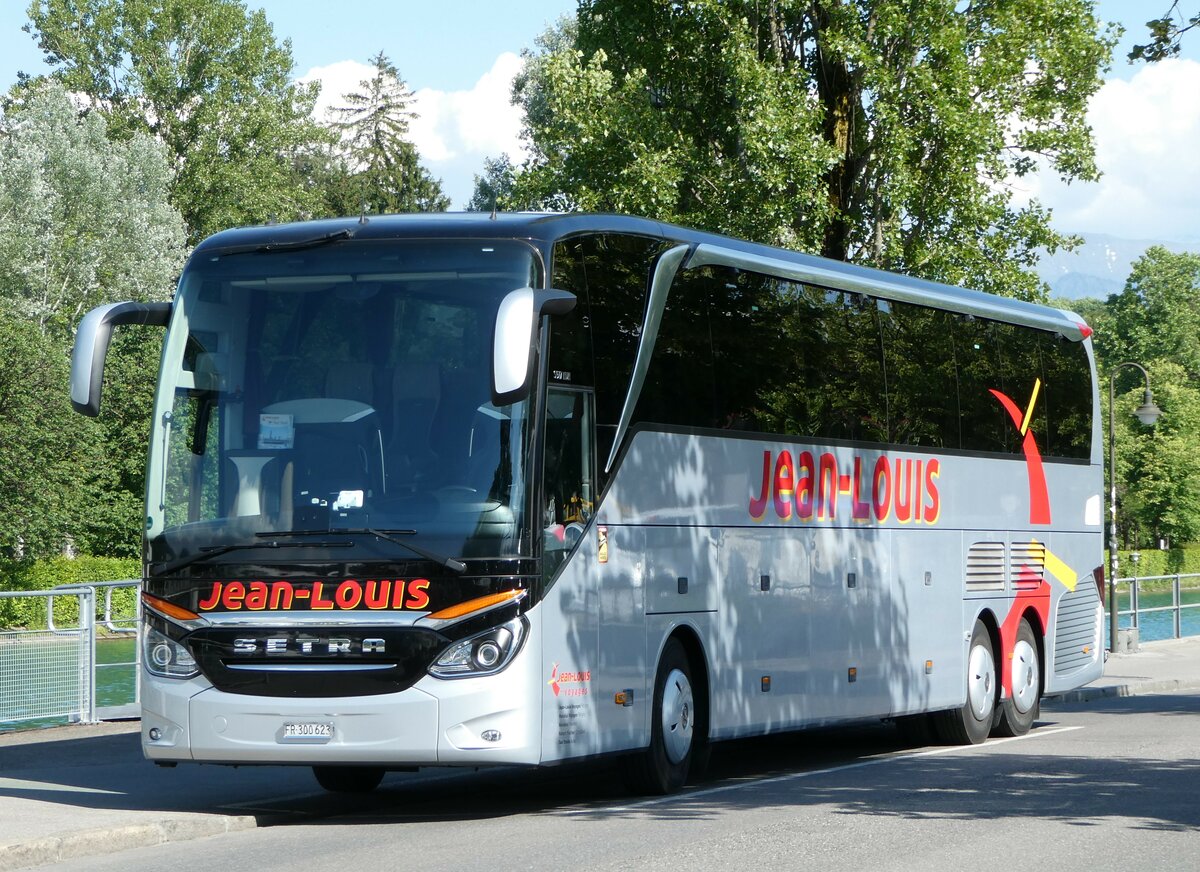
[29,689,1200,872]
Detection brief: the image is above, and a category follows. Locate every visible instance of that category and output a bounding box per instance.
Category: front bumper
[141,644,541,767]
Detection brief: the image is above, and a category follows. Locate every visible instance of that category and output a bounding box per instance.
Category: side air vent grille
[1054,579,1102,677]
[1011,540,1047,590]
[966,542,1006,591]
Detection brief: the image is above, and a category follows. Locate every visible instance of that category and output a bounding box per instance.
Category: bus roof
[191,212,1089,341]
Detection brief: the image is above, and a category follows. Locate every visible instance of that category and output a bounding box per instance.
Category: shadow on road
[2,692,1197,834]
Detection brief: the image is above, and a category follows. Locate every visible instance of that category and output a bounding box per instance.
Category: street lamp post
[1108,362,1161,653]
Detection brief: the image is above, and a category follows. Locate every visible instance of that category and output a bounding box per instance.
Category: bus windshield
[146,237,541,566]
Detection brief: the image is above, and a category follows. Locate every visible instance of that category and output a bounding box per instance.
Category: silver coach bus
[71,213,1105,794]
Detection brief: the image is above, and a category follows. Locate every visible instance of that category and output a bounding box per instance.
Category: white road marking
[560,725,1086,816]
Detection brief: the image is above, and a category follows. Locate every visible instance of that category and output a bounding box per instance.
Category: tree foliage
[25,0,330,241]
[0,316,100,558]
[0,81,186,337]
[1129,2,1200,61]
[513,0,1116,299]
[1116,362,1200,547]
[321,51,449,216]
[1099,248,1200,549]
[0,82,185,559]
[467,154,518,212]
[1103,246,1200,381]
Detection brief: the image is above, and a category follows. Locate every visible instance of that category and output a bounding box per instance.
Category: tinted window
[551,233,671,483]
[639,268,891,444]
[559,249,1093,462]
[879,302,960,448]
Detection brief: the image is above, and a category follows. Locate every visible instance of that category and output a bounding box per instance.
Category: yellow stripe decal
[1034,539,1078,591]
[1020,378,1042,436]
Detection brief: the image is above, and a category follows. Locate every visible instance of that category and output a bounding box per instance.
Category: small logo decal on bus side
[597,526,609,563]
[549,663,591,697]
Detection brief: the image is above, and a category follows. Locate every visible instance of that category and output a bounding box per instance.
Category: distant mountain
[1037,232,1199,301]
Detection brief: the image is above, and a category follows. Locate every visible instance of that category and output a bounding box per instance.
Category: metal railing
[0,580,140,728]
[1111,573,1200,641]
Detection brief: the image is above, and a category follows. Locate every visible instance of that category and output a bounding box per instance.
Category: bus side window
[880,302,962,449]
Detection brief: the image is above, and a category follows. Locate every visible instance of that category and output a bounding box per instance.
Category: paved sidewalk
[2,637,1198,871]
[0,720,312,871]
[1044,635,1200,703]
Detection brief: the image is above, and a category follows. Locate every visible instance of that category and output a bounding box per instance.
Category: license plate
[281,722,334,742]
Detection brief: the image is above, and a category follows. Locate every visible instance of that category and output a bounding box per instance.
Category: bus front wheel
[313,765,385,793]
[623,638,698,794]
[934,621,996,745]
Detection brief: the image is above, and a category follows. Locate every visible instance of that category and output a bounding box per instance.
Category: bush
[1110,545,1200,583]
[0,556,139,630]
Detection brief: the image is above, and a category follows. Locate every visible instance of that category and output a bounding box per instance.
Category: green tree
[0,316,101,559]
[1129,2,1199,61]
[0,81,186,337]
[1103,246,1200,380]
[513,0,1116,299]
[467,155,518,212]
[1100,247,1200,549]
[1117,363,1200,548]
[0,82,185,558]
[323,51,449,215]
[24,0,330,241]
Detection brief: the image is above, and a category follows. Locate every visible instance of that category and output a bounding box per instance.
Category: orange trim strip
[142,591,200,622]
[426,589,524,621]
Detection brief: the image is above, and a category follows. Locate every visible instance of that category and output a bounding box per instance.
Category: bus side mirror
[71,301,172,416]
[492,288,577,406]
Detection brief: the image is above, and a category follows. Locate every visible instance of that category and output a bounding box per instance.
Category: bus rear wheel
[934,621,996,745]
[313,765,385,793]
[623,638,699,795]
[993,618,1041,737]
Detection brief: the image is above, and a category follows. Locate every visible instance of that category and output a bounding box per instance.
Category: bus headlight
[429,616,527,679]
[144,626,199,679]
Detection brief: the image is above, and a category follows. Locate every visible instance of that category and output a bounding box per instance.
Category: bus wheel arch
[670,626,711,777]
[934,612,999,745]
[623,628,710,794]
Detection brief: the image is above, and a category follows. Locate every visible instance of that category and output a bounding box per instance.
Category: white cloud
[410,53,527,164]
[298,59,376,124]
[1020,58,1200,243]
[297,54,527,207]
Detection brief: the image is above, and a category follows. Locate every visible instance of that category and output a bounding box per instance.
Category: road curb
[0,814,258,872]
[1046,678,1200,705]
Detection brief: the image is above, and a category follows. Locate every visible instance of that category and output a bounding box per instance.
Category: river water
[1109,585,1200,645]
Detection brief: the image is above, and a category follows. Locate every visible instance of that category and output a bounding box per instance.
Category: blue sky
[2,1,576,92]
[2,1,1197,240]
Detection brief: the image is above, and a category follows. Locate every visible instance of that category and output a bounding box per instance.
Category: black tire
[934,621,996,745]
[622,638,701,795]
[993,618,1041,737]
[313,765,385,793]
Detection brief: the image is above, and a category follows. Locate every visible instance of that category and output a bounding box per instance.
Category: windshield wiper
[153,539,354,576]
[257,528,467,574]
[219,228,355,256]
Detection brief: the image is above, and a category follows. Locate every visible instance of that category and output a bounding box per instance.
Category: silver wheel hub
[660,667,694,765]
[1010,639,1039,714]
[968,642,995,721]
